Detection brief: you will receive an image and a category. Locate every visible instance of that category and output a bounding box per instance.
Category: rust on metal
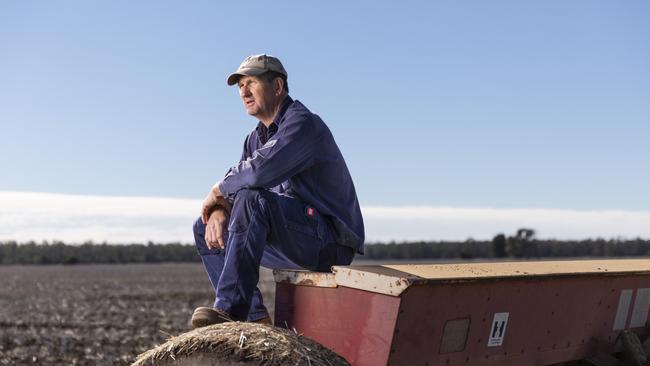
[273,269,337,288]
[332,266,418,296]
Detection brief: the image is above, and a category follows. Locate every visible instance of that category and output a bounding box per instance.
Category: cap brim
[226,68,267,86]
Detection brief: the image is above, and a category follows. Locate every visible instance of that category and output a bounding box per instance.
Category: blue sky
[1,1,649,215]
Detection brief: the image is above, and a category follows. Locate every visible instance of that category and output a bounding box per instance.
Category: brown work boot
[191,307,233,329]
[251,316,272,325]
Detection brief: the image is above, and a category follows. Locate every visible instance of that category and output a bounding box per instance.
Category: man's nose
[240,86,251,97]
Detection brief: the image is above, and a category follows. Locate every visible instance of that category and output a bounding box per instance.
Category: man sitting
[192,54,365,326]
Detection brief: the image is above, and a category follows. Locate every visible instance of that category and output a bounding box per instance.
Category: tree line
[0,241,198,265]
[365,229,650,260]
[0,229,648,265]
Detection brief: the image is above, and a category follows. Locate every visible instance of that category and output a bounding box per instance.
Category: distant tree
[505,228,536,258]
[492,234,507,258]
[516,228,536,241]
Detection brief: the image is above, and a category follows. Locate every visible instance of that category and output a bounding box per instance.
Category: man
[191,54,364,327]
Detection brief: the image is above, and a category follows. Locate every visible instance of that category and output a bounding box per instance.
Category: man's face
[237,75,276,119]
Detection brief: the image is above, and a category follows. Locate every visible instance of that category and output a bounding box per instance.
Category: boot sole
[191,307,232,328]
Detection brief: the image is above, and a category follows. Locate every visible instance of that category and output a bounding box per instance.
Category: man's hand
[205,208,229,250]
[201,183,232,224]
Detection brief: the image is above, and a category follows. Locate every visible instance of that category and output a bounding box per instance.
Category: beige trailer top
[274,259,650,297]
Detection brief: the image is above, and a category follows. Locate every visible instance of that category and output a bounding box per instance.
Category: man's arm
[200,183,230,224]
[218,114,320,197]
[200,135,250,224]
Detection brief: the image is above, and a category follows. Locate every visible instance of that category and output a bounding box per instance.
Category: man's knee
[193,216,205,239]
[233,188,266,206]
[229,188,272,233]
[193,217,210,254]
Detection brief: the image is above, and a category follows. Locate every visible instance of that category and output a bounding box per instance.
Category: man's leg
[192,217,269,321]
[215,188,354,319]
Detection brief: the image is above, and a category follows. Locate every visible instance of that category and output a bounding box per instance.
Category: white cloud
[362,206,650,242]
[0,191,648,243]
[0,191,199,243]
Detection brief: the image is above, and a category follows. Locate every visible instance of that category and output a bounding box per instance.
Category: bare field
[0,264,276,365]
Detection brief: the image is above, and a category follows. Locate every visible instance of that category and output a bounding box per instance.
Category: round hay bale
[131,322,349,366]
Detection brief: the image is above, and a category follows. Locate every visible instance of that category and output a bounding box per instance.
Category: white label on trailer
[488,312,509,347]
[613,289,633,331]
[630,288,650,328]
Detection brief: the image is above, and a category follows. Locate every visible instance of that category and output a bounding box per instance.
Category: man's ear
[274,77,284,96]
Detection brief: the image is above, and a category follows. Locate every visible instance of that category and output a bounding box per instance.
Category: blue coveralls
[193,96,365,321]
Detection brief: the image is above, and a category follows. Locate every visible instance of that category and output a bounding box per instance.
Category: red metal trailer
[274,259,650,366]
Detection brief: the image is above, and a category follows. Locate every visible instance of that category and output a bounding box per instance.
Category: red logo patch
[306,207,315,217]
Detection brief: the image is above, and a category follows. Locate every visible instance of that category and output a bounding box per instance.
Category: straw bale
[132,322,349,366]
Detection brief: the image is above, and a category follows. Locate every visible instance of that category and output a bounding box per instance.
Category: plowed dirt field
[0,263,275,365]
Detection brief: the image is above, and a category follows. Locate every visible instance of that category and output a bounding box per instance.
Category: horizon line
[1,191,649,243]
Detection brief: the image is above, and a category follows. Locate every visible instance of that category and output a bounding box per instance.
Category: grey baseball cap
[227,54,288,86]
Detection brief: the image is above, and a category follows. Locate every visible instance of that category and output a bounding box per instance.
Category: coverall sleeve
[218,115,318,197]
[219,135,250,202]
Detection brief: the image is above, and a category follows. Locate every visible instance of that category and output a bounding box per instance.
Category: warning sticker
[488,312,509,347]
